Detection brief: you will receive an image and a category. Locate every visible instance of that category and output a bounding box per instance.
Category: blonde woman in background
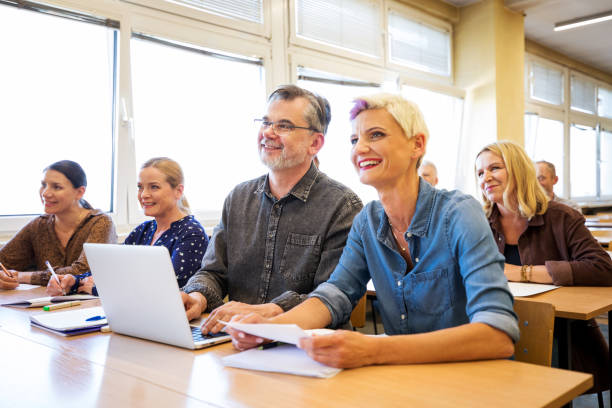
[475,140,611,394]
[48,157,208,295]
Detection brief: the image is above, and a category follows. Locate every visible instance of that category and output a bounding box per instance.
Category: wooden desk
[515,286,612,406]
[0,287,593,408]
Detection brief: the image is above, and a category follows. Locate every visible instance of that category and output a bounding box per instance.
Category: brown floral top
[0,209,117,285]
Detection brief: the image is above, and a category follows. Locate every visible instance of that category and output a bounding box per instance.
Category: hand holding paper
[221,320,312,345]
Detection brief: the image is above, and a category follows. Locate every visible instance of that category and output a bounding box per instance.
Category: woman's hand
[78,276,95,294]
[503,263,522,281]
[0,269,19,290]
[298,330,379,368]
[46,274,76,296]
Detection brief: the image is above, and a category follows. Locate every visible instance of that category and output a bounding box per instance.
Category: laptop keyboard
[191,326,229,342]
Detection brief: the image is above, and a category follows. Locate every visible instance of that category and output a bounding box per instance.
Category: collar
[254,161,320,203]
[376,178,436,240]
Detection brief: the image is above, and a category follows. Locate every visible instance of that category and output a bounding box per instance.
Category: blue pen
[86,315,106,321]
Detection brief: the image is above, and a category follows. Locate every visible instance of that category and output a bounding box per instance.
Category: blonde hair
[476,141,548,219]
[350,93,429,168]
[141,157,190,214]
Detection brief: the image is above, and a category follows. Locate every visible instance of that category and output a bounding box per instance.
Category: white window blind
[599,87,612,118]
[296,0,382,58]
[166,0,263,23]
[570,75,597,114]
[530,62,563,105]
[388,11,450,76]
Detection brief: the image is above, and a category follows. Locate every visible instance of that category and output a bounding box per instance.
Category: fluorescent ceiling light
[554,10,612,31]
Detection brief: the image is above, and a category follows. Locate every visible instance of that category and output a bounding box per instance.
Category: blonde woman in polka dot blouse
[47,157,208,295]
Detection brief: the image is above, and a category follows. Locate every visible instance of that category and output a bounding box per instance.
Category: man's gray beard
[259,148,308,171]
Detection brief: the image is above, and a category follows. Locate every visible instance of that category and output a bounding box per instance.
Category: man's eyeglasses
[254,119,319,136]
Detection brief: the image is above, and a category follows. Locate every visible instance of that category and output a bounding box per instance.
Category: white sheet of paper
[14,284,40,291]
[222,343,342,378]
[220,321,316,345]
[508,282,559,297]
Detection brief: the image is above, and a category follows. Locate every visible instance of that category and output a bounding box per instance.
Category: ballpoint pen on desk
[85,315,106,322]
[45,261,65,296]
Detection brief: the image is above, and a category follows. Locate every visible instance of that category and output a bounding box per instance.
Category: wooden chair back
[350,295,367,328]
[513,300,555,366]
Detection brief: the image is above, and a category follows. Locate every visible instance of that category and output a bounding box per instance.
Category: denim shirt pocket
[279,232,321,282]
[405,267,453,315]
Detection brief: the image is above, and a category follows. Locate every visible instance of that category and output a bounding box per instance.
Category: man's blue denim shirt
[311,179,519,342]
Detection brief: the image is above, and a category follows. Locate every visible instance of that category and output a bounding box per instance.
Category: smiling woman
[0,160,117,289]
[47,157,209,296]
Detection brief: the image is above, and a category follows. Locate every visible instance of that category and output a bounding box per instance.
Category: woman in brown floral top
[0,160,116,288]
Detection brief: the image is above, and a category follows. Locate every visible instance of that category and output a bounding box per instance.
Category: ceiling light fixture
[554,10,612,31]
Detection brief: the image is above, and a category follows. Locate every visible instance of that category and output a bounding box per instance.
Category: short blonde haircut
[476,141,548,219]
[142,157,190,214]
[350,93,429,168]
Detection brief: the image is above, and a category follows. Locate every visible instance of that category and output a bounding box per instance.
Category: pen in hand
[45,261,65,296]
[0,262,14,279]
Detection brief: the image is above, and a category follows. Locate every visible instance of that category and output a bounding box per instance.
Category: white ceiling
[443,0,612,75]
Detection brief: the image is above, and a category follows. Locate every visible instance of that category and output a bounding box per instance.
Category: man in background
[536,160,581,212]
[418,160,438,187]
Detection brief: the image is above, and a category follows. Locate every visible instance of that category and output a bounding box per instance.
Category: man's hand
[225,313,271,351]
[0,268,19,290]
[46,274,76,296]
[201,301,283,334]
[298,330,379,368]
[181,291,207,321]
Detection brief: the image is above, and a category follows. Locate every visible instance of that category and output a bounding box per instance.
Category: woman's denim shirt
[311,179,519,342]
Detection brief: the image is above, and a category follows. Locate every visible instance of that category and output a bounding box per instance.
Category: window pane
[296,0,382,58]
[166,0,263,23]
[530,62,563,105]
[524,116,565,196]
[0,5,115,216]
[570,125,597,198]
[297,75,381,204]
[388,12,450,76]
[570,75,596,114]
[601,130,612,197]
[131,37,267,214]
[402,86,464,189]
[599,87,612,118]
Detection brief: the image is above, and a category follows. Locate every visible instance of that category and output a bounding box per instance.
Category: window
[529,61,563,105]
[569,125,597,198]
[297,69,381,203]
[571,75,597,114]
[401,86,463,188]
[524,115,565,196]
[599,87,612,119]
[130,35,267,215]
[388,11,451,77]
[0,3,117,216]
[295,0,383,58]
[602,130,612,197]
[168,0,263,23]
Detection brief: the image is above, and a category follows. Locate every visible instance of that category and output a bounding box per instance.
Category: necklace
[389,222,406,252]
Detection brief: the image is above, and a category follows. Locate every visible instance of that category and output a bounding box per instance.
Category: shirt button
[415,257,419,262]
[498,237,502,241]
[401,314,406,320]
[406,232,412,238]
[397,281,402,286]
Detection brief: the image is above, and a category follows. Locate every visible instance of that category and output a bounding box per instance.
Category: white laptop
[84,243,231,350]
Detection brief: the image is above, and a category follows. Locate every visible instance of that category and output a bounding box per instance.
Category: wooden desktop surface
[515,286,612,320]
[0,287,593,408]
